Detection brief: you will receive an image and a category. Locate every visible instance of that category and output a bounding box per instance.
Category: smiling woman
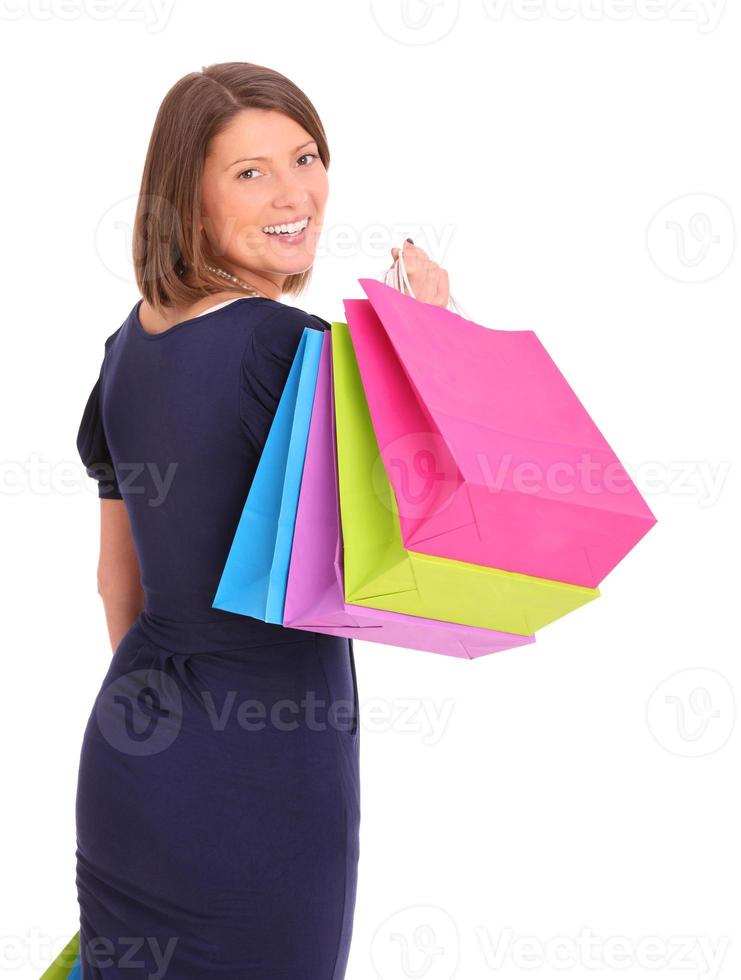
[132,61,330,319]
[194,106,329,301]
[70,62,360,980]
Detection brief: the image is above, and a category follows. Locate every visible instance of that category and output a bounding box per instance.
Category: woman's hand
[389,241,450,307]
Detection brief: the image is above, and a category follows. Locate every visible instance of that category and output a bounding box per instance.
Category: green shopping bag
[40,932,79,978]
[332,320,599,635]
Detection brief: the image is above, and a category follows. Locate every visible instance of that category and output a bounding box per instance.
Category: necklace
[205,264,269,298]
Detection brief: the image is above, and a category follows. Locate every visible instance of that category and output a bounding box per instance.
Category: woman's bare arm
[97,498,145,653]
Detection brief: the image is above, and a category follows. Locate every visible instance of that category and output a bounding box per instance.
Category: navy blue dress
[74,296,360,979]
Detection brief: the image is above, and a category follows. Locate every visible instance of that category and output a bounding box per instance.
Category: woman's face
[199,108,328,300]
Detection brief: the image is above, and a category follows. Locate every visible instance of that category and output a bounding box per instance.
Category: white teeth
[263,217,309,235]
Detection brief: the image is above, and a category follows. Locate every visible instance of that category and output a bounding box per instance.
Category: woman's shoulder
[247,300,330,365]
[256,297,330,330]
[104,323,124,350]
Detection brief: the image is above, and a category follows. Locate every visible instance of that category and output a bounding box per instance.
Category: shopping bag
[212,327,324,621]
[283,329,535,658]
[344,278,657,589]
[332,320,599,635]
[39,932,80,979]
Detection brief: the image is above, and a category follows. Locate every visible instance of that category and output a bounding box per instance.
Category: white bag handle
[382,240,473,320]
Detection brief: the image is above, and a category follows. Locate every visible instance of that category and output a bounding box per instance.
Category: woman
[74,61,449,978]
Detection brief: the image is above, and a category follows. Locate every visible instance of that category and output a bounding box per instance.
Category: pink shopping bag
[283,329,535,659]
[344,279,657,589]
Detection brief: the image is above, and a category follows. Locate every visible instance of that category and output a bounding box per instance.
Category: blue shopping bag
[212,327,324,622]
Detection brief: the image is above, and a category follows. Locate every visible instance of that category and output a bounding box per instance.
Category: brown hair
[132,62,330,313]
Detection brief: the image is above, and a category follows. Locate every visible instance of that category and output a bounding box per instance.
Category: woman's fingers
[389,243,449,306]
[433,266,450,307]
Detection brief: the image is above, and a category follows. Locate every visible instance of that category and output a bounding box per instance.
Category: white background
[1,1,738,977]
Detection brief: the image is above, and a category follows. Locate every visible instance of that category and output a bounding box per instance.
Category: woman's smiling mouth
[262,215,311,244]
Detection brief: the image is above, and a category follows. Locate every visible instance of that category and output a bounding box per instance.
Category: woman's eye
[238,153,317,181]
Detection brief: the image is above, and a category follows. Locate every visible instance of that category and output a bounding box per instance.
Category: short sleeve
[76,365,123,500]
[239,306,329,453]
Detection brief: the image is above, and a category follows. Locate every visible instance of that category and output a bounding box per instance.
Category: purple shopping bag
[283,329,535,659]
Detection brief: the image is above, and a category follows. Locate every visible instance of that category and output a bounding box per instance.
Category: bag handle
[382,240,473,320]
